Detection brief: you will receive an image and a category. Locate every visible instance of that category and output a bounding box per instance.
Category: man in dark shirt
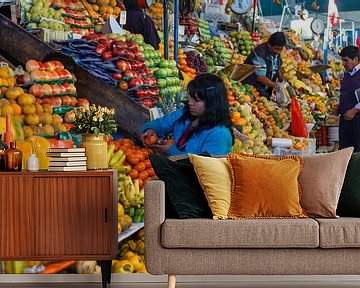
[335,45,360,152]
[243,32,286,98]
[123,0,160,50]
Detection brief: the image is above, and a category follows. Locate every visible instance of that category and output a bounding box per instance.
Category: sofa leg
[168,274,176,288]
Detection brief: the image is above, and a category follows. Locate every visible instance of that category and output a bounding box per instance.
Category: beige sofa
[144,180,360,288]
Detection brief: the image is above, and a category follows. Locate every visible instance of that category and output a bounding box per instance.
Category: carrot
[39,261,76,274]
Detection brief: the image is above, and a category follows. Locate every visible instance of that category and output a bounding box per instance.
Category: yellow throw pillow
[227,153,307,219]
[189,154,231,219]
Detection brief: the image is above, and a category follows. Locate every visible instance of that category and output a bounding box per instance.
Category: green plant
[70,104,117,137]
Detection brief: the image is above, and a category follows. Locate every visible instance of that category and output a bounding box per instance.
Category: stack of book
[46,148,87,171]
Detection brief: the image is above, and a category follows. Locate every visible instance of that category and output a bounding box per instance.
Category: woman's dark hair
[179,73,234,142]
[339,46,360,60]
[268,32,286,47]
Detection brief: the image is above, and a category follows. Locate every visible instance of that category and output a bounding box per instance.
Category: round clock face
[230,0,253,15]
[311,19,325,34]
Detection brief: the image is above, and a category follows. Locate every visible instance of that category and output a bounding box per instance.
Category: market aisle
[0,282,360,288]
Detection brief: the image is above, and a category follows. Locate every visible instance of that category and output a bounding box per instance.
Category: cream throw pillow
[189,154,231,219]
[299,147,354,218]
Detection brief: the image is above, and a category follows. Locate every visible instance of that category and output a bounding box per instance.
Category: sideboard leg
[100,261,108,288]
[106,260,112,284]
[168,274,176,288]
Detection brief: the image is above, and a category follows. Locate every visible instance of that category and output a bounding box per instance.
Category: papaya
[0,115,24,141]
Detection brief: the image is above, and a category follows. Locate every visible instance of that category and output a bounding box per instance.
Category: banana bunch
[118,176,145,209]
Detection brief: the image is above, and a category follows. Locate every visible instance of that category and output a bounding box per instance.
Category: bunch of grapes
[185,51,208,74]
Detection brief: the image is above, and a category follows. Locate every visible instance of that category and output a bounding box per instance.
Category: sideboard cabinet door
[33,175,116,258]
[0,177,35,258]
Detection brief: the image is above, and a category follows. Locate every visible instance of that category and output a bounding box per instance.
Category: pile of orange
[87,0,121,20]
[113,138,156,189]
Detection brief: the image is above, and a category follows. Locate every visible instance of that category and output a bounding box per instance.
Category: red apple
[62,82,71,93]
[128,77,143,88]
[61,95,72,106]
[25,60,40,72]
[70,96,78,106]
[38,62,46,71]
[76,98,89,107]
[115,59,127,71]
[112,73,122,80]
[29,84,45,97]
[30,70,42,81]
[51,85,61,95]
[42,84,53,95]
[113,40,127,49]
[68,84,77,94]
[44,61,56,71]
[122,70,134,78]
[127,41,138,50]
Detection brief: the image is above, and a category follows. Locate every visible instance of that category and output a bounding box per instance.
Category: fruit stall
[0,0,347,281]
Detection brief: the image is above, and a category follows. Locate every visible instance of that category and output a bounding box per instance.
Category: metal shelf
[118,222,144,243]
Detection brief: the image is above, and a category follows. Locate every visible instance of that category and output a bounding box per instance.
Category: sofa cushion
[316,218,360,248]
[299,147,353,218]
[161,218,319,248]
[337,152,360,217]
[226,153,307,219]
[189,154,231,220]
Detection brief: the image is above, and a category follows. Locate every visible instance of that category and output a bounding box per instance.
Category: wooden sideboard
[0,170,118,288]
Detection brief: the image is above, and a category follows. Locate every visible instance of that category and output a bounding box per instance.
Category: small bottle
[0,133,9,171]
[5,142,22,171]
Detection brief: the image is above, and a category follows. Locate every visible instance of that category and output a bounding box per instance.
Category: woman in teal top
[141,73,234,156]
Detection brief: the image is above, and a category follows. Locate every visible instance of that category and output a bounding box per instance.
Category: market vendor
[140,74,234,156]
[123,0,160,50]
[243,31,286,98]
[335,45,360,152]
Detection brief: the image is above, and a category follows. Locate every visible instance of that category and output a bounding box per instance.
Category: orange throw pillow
[227,153,307,219]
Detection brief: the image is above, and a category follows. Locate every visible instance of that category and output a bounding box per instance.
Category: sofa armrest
[144,179,165,275]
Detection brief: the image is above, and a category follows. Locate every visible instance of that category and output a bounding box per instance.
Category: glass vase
[27,153,39,171]
[78,134,108,170]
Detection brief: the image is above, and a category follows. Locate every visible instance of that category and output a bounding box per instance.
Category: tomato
[146,167,155,177]
[138,178,144,188]
[126,153,140,165]
[143,177,151,186]
[138,170,149,180]
[144,159,152,168]
[128,169,139,179]
[134,162,146,172]
[140,148,150,159]
[133,150,145,162]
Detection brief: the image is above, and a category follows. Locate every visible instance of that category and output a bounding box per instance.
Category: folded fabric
[149,154,212,219]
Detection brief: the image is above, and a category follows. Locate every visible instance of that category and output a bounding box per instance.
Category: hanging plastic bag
[291,96,309,138]
[272,82,290,107]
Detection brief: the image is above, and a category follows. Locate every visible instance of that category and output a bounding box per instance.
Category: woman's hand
[141,129,158,146]
[151,142,174,155]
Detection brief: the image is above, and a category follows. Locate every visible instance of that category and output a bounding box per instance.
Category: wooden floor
[0,281,359,288]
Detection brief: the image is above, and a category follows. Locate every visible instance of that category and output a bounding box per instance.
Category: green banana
[107,143,115,164]
[109,149,124,167]
[114,164,131,174]
[111,154,126,168]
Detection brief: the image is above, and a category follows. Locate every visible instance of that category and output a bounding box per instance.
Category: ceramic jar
[78,134,108,169]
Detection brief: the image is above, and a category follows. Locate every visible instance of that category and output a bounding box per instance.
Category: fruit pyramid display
[23,0,71,32]
[196,36,232,68]
[229,30,255,57]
